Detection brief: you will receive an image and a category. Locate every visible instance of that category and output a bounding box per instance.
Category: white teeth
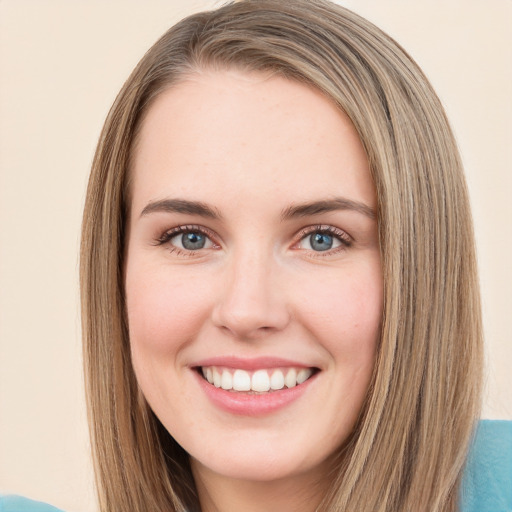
[270,370,285,390]
[252,370,271,392]
[233,369,251,391]
[285,368,297,388]
[213,368,221,388]
[221,370,232,390]
[296,368,313,384]
[201,366,315,392]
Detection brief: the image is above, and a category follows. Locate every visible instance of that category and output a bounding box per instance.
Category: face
[125,70,382,488]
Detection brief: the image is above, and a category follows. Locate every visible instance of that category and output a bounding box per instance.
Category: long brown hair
[80,1,483,510]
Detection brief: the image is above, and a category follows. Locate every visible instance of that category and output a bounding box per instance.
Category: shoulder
[1,423,510,512]
[460,419,512,512]
[0,495,65,512]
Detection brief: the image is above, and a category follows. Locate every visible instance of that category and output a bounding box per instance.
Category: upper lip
[192,356,317,371]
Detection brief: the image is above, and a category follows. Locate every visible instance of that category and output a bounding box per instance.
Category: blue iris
[310,232,333,251]
[182,232,206,250]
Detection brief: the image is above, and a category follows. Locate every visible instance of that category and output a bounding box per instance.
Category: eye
[171,231,212,250]
[156,225,218,253]
[307,232,338,251]
[295,226,351,253]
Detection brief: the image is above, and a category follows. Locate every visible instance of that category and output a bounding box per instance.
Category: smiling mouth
[197,366,319,393]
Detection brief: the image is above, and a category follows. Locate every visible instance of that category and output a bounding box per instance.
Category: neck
[191,460,330,512]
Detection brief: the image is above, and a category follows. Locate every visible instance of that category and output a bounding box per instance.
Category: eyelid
[295,224,352,243]
[292,224,352,254]
[155,224,221,251]
[154,223,352,257]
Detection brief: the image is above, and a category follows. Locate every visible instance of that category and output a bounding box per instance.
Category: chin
[187,429,333,484]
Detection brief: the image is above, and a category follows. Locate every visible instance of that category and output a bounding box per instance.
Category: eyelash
[155,224,219,257]
[155,224,352,257]
[293,225,352,257]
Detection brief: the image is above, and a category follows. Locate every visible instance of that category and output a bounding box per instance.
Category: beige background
[0,1,510,510]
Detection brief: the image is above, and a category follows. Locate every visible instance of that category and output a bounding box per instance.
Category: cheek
[296,263,383,357]
[125,263,212,356]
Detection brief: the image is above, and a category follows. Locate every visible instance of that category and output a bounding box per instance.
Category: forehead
[130,69,375,214]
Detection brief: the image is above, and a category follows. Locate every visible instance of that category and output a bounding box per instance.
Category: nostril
[212,300,290,339]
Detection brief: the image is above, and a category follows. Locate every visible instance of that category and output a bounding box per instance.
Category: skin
[125,69,383,512]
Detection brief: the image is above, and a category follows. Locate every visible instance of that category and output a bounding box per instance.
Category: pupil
[182,232,206,250]
[310,232,333,251]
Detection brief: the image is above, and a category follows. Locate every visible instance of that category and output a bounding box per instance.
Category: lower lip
[194,370,317,416]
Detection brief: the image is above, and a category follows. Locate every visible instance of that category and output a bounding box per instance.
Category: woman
[1,0,490,511]
[80,1,484,510]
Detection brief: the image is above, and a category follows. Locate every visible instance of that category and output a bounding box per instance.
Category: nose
[211,248,290,339]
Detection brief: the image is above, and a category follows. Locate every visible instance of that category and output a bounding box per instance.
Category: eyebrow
[140,197,376,221]
[281,198,376,220]
[140,198,221,219]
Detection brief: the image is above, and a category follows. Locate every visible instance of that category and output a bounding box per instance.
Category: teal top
[1,420,510,512]
[0,496,62,512]
[460,420,512,511]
